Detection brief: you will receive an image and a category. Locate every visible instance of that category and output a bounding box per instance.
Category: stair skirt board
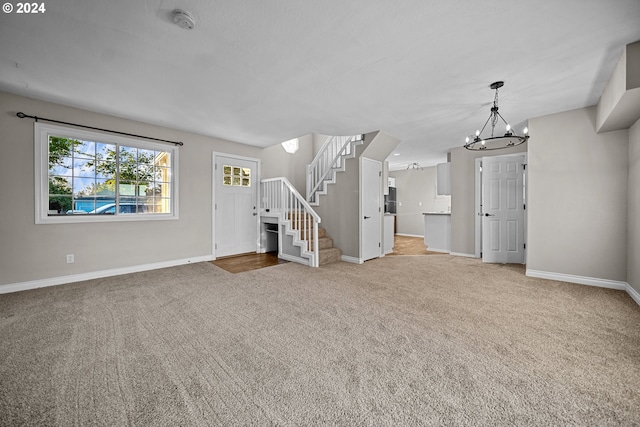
[279,221,342,267]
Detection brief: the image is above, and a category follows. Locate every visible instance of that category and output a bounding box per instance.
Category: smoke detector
[172,9,195,30]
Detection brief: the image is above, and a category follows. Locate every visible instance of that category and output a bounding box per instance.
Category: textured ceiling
[1,0,639,169]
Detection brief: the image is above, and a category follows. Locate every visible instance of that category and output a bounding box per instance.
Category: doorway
[475,153,527,263]
[213,153,260,258]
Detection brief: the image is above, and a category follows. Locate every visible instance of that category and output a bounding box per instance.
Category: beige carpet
[1,256,639,426]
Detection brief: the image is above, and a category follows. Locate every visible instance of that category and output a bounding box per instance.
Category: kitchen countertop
[422,212,451,215]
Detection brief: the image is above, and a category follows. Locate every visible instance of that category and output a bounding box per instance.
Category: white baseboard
[0,255,214,295]
[427,248,450,254]
[525,269,627,290]
[626,284,640,306]
[395,233,423,238]
[450,252,477,258]
[341,255,363,264]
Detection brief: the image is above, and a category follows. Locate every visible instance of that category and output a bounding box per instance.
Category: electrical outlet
[66,254,74,264]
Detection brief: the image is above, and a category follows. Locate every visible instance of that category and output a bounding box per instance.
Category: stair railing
[306,134,362,204]
[261,177,321,267]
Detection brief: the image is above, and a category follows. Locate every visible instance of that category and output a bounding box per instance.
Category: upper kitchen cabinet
[436,162,451,195]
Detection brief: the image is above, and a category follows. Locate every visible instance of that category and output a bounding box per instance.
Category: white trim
[475,153,527,261]
[474,157,482,258]
[341,255,363,264]
[626,284,640,306]
[450,252,477,258]
[212,152,262,260]
[0,255,213,295]
[34,122,179,224]
[525,269,627,290]
[279,252,309,266]
[427,248,450,254]
[395,233,423,238]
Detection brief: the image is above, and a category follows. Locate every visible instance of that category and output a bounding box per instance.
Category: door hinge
[379,242,381,247]
[215,243,217,250]
[524,243,526,249]
[523,203,526,210]
[215,164,217,170]
[522,163,526,170]
[215,203,217,210]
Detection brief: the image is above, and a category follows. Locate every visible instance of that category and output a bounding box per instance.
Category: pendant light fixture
[464,81,529,151]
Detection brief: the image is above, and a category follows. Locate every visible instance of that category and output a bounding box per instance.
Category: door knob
[364,216,371,219]
[484,213,495,216]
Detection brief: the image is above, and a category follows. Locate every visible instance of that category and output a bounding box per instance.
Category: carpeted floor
[1,256,639,426]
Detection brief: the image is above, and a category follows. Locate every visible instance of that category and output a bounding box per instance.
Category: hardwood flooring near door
[212,252,288,274]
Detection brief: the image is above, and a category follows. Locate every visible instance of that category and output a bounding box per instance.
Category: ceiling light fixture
[464,81,529,151]
[172,9,196,30]
[407,162,422,170]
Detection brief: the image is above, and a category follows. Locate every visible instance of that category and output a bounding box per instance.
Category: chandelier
[464,81,529,151]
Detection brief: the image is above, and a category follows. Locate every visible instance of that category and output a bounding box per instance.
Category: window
[281,138,299,154]
[222,164,251,187]
[35,123,179,224]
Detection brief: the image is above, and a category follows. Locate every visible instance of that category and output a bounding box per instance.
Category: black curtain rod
[16,112,184,146]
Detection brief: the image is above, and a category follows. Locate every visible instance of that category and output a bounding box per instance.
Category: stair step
[317,236,333,250]
[290,225,327,238]
[319,247,342,266]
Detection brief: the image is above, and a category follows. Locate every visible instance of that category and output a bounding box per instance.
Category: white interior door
[482,154,525,263]
[214,155,258,257]
[361,157,382,261]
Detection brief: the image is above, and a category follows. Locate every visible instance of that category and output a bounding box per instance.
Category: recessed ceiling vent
[172,9,195,30]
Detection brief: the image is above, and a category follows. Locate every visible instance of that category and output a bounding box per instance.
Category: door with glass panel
[214,154,259,257]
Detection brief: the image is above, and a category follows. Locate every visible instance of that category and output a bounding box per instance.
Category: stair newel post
[306,164,311,202]
[313,220,319,267]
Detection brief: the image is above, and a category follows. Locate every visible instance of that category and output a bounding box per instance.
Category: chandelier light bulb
[465,136,470,143]
[506,124,511,131]
[481,139,486,145]
[475,130,480,136]
[523,127,529,135]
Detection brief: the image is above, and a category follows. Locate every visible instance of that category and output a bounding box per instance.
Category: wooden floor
[211,252,287,274]
[212,235,443,274]
[388,235,446,256]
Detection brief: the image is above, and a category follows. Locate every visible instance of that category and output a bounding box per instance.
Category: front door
[361,157,382,261]
[214,154,259,257]
[482,154,525,263]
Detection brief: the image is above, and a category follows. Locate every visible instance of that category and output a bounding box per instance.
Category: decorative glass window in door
[223,165,251,187]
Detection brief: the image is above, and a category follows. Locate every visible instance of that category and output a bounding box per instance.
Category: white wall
[260,133,313,195]
[527,106,628,282]
[0,91,262,288]
[628,118,640,294]
[389,167,450,236]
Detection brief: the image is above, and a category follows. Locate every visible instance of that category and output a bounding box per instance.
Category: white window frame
[35,122,179,224]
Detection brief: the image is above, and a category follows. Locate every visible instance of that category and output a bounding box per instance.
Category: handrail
[307,134,361,202]
[261,177,321,267]
[262,177,320,222]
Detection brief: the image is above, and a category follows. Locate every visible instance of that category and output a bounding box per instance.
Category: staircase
[261,177,341,267]
[287,211,342,265]
[306,134,364,205]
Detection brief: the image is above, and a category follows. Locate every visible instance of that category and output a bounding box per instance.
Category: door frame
[360,157,382,262]
[211,152,262,260]
[474,153,527,262]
